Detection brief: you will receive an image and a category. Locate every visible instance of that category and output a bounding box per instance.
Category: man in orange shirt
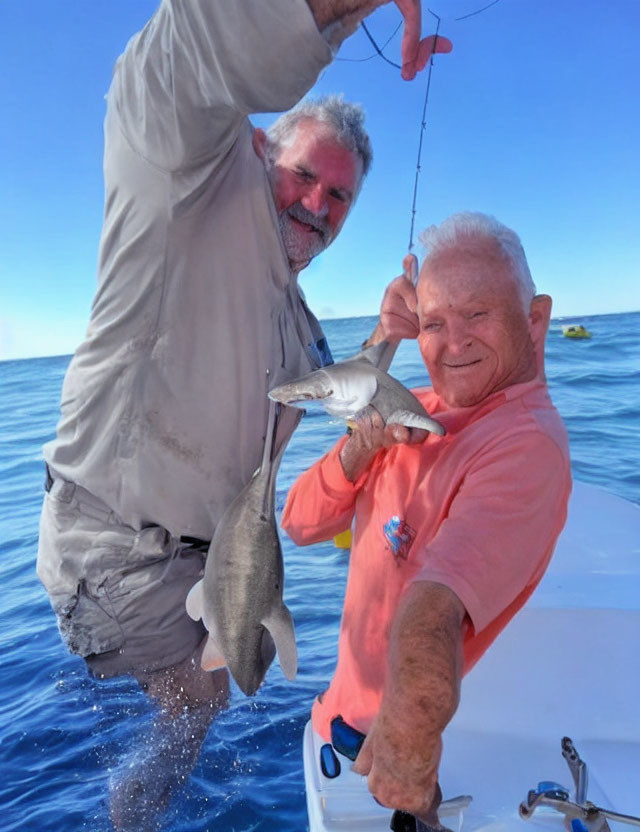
[282,212,571,826]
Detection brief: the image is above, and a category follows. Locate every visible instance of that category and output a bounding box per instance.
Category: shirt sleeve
[412,428,571,635]
[110,0,333,170]
[281,436,366,546]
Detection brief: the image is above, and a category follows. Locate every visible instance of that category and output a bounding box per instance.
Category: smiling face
[416,241,540,408]
[253,119,363,271]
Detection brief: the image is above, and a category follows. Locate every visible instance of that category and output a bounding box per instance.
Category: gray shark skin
[186,402,302,696]
[268,341,446,437]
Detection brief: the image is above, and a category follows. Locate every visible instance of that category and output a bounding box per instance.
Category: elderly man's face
[416,243,538,408]
[253,119,363,270]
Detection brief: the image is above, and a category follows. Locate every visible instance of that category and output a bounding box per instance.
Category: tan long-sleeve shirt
[44,0,334,541]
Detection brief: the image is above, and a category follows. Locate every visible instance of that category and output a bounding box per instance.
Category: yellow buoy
[562,324,591,339]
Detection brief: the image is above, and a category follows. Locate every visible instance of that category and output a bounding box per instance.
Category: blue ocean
[1,312,639,832]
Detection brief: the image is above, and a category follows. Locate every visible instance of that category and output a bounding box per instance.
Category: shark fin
[185,580,204,621]
[356,340,397,372]
[262,604,298,681]
[386,409,446,435]
[201,634,226,672]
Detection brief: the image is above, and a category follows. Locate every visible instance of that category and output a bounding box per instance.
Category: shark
[186,400,302,696]
[268,341,446,437]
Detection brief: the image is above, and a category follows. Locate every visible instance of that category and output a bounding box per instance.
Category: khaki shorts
[37,474,207,679]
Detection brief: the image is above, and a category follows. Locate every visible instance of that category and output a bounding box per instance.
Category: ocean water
[1,311,639,832]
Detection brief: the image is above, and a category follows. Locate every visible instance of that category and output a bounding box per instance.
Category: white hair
[419,212,537,310]
[266,94,372,178]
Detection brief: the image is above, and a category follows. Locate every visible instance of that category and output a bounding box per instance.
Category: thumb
[402,253,419,286]
[351,736,374,775]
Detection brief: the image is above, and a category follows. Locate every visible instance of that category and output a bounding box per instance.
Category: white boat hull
[304,480,640,831]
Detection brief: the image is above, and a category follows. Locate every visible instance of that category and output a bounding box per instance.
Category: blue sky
[1,0,638,360]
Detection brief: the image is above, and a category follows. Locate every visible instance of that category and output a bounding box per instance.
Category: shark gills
[268,341,445,437]
[186,401,302,696]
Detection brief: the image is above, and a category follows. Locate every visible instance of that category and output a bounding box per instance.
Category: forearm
[352,581,465,814]
[282,439,358,545]
[114,0,332,168]
[384,582,464,734]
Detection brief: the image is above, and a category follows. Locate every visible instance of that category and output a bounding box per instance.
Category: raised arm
[113,0,451,172]
[112,0,334,170]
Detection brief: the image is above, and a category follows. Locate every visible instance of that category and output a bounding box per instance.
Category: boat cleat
[518,737,640,832]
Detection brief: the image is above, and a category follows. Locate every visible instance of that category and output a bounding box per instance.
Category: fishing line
[336,21,402,63]
[348,1,504,255]
[407,13,440,252]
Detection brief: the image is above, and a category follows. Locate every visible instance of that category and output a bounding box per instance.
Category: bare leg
[109,637,229,831]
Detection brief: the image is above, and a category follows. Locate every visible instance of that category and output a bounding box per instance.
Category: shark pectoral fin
[185,580,204,621]
[262,604,298,681]
[201,634,227,672]
[387,409,446,436]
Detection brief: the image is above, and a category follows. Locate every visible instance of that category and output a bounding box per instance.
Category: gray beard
[278,203,331,271]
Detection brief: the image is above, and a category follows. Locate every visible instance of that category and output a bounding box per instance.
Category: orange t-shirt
[281,380,571,741]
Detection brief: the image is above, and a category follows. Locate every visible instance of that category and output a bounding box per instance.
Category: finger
[394,0,422,79]
[411,782,443,828]
[352,736,374,775]
[369,407,385,431]
[384,274,418,313]
[408,427,429,444]
[380,310,420,340]
[402,253,419,286]
[389,424,411,444]
[413,33,453,75]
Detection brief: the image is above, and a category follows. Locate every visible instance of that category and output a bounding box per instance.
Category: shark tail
[262,603,298,681]
[387,409,446,436]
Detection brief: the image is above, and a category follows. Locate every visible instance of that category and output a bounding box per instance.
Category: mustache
[286,202,331,241]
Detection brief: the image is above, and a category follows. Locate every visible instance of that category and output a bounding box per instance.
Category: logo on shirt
[383,515,416,563]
